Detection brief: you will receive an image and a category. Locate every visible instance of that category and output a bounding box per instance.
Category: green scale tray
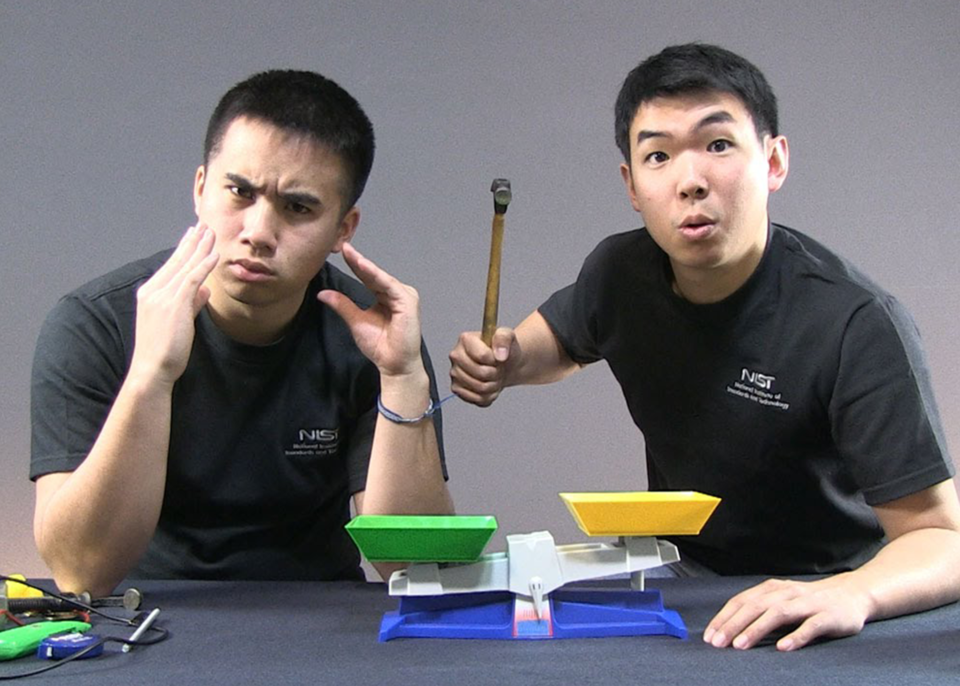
[346,515,499,562]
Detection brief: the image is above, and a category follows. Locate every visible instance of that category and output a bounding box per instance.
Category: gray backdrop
[3,1,958,578]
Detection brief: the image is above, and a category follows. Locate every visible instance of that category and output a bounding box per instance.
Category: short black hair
[614,43,778,162]
[204,70,375,209]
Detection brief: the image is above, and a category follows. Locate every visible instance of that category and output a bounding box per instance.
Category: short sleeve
[830,296,954,505]
[538,253,606,366]
[30,295,130,479]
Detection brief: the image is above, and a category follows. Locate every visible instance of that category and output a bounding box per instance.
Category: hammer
[1,584,82,627]
[0,585,143,626]
[482,179,512,346]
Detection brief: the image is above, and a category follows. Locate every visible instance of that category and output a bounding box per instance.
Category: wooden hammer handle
[481,213,505,346]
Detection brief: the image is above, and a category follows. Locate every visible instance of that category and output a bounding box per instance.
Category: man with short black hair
[450,43,960,651]
[32,70,453,597]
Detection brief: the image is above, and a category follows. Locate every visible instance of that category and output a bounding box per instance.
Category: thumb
[193,285,212,313]
[318,289,363,328]
[491,327,516,362]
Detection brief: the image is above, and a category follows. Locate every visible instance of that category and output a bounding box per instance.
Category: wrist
[378,366,431,419]
[377,394,444,424]
[379,363,429,393]
[123,364,179,399]
[825,571,877,623]
[127,349,187,392]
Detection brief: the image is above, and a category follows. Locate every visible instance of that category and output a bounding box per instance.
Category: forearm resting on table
[857,481,960,620]
[851,526,960,622]
[34,374,174,596]
[705,482,960,651]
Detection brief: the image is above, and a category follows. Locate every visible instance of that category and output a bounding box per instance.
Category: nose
[239,201,279,254]
[677,155,709,201]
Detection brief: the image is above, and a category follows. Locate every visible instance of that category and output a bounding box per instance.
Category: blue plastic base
[378,588,687,641]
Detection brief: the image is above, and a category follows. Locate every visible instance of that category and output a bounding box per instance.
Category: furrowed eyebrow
[224,173,321,207]
[225,173,260,192]
[279,190,321,207]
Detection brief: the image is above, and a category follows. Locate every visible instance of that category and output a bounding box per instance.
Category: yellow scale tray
[559,491,720,537]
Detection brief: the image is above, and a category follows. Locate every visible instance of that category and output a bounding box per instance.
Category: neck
[205,294,303,346]
[672,238,767,305]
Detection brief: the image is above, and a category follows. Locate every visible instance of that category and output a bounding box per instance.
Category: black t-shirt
[31,249,447,581]
[539,224,953,575]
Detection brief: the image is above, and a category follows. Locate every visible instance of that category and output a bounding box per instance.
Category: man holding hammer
[450,43,960,651]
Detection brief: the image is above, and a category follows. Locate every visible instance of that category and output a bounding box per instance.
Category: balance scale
[346,491,720,642]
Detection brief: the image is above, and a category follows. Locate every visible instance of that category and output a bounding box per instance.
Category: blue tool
[37,632,103,660]
[0,620,91,660]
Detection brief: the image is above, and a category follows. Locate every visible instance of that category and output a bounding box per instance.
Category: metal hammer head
[491,179,511,214]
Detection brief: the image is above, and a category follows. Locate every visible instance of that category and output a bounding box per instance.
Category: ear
[620,162,643,213]
[330,206,360,254]
[193,165,206,217]
[766,135,789,193]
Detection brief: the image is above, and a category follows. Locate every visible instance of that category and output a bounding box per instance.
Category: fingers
[703,578,867,651]
[316,289,362,329]
[130,225,218,385]
[173,228,219,313]
[148,225,215,292]
[340,241,409,304]
[772,613,831,652]
[319,243,424,377]
[449,330,513,406]
[336,241,421,331]
[139,225,218,302]
[705,579,798,650]
[703,579,766,643]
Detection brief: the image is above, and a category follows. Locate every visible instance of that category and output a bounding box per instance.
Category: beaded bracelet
[377,393,454,424]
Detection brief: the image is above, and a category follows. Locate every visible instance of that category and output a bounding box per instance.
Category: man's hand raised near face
[317,242,424,380]
[129,225,219,388]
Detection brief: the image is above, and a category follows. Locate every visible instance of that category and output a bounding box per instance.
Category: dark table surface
[2,576,958,685]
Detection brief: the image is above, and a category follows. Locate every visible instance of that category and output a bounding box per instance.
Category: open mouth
[678,217,716,239]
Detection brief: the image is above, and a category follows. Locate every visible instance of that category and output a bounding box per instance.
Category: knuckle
[739,599,766,617]
[770,602,793,620]
[760,578,790,591]
[481,380,502,394]
[478,366,499,382]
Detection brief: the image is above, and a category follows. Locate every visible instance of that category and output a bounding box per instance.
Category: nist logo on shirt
[725,367,790,411]
[285,427,340,458]
[741,368,775,390]
[299,428,339,443]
